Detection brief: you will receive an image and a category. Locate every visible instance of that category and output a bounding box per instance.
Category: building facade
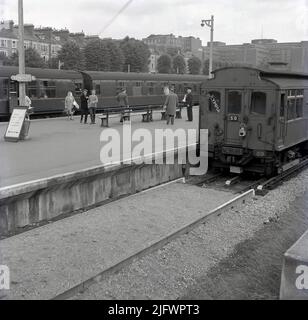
[203,39,308,73]
[0,20,99,63]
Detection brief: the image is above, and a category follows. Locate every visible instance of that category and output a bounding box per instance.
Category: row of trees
[0,38,251,74]
[157,54,202,75]
[1,36,151,73]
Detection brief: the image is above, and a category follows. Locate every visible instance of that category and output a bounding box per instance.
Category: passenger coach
[200,67,308,176]
[0,65,205,120]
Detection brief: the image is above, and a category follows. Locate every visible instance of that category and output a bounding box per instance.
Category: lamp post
[201,15,214,78]
[18,0,26,106]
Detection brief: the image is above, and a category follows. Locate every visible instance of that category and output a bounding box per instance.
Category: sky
[1,0,307,45]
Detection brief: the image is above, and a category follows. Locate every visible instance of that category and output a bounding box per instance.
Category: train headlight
[239,124,247,137]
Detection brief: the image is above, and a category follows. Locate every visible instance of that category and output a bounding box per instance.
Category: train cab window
[287,99,296,120]
[296,90,304,118]
[251,92,266,115]
[280,94,285,117]
[228,91,242,114]
[208,91,221,112]
[287,89,304,120]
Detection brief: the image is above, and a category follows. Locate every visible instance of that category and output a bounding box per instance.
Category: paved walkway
[0,109,199,188]
[0,181,234,300]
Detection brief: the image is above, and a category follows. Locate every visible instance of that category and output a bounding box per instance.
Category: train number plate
[228,115,240,122]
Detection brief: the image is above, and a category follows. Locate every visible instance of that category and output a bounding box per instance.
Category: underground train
[199,67,308,176]
[0,66,205,119]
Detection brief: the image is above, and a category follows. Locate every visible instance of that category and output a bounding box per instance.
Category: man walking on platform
[80,89,89,124]
[117,89,129,123]
[185,88,193,122]
[88,90,98,124]
[164,87,179,125]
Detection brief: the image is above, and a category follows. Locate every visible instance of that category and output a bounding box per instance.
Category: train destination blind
[4,107,28,142]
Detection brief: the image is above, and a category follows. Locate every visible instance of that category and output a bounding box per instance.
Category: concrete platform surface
[0,109,198,188]
[0,181,234,300]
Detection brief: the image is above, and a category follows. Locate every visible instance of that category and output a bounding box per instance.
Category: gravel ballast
[73,169,308,300]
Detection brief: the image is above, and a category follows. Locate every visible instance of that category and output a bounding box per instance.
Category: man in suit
[164,87,179,125]
[185,88,194,122]
[80,89,89,124]
[117,89,129,123]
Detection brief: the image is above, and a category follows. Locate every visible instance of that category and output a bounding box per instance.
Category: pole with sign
[4,0,35,142]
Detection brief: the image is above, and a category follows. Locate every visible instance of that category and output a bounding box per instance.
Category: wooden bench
[98,105,163,127]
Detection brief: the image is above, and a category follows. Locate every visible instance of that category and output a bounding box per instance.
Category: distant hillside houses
[0,20,99,62]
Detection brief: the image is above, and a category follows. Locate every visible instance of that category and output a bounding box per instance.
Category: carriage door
[277,92,287,148]
[225,90,243,145]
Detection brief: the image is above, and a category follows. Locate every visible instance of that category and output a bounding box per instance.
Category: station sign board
[11,74,36,82]
[4,107,28,142]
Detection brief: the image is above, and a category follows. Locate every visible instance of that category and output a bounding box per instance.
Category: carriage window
[27,81,38,98]
[228,91,242,114]
[251,92,266,115]
[147,82,155,95]
[208,91,221,113]
[0,79,9,98]
[95,84,101,95]
[39,81,56,98]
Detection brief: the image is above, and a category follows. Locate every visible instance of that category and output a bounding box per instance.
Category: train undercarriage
[208,141,308,177]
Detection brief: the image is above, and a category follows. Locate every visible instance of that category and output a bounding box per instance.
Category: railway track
[188,156,308,196]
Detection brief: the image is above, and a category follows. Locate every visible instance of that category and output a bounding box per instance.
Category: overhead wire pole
[201,15,214,79]
[18,0,26,106]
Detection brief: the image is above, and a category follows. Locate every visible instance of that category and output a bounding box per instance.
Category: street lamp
[201,15,214,79]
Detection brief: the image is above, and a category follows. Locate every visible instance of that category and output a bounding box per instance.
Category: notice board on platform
[4,107,28,142]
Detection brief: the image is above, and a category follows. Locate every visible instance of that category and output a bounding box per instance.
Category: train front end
[199,67,280,176]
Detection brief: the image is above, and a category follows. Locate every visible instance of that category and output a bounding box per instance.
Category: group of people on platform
[64,87,194,125]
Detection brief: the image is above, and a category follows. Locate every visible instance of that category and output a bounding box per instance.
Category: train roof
[0,66,82,80]
[213,66,308,79]
[83,71,207,82]
[211,67,308,89]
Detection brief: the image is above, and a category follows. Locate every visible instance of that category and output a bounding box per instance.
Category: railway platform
[0,108,198,188]
[0,180,254,300]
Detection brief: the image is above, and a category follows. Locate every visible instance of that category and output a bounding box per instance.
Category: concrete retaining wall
[0,160,185,236]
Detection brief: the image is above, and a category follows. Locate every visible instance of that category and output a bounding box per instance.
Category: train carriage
[0,66,83,118]
[200,67,308,176]
[81,71,204,111]
[0,66,205,120]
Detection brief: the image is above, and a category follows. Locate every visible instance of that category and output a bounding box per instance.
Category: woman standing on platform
[65,91,75,121]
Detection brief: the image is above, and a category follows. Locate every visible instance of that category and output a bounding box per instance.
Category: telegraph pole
[201,15,214,79]
[18,0,26,106]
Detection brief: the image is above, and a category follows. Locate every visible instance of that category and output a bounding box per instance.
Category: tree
[157,54,172,74]
[84,39,111,71]
[49,56,60,69]
[4,48,46,68]
[188,56,202,75]
[103,40,124,72]
[120,37,150,72]
[172,54,186,74]
[58,41,85,70]
[166,47,179,57]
